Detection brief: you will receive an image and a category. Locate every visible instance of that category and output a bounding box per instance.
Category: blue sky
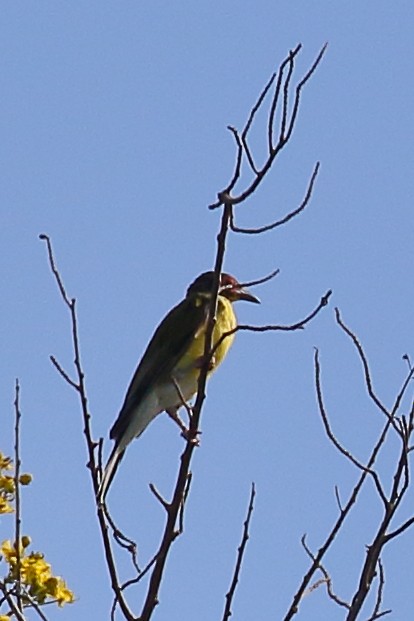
[1,2,414,620]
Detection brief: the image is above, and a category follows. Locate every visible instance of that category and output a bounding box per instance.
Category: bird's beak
[233,286,261,304]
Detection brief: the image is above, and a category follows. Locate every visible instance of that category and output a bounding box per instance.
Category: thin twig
[241,72,277,175]
[367,557,387,621]
[0,584,26,621]
[283,415,394,620]
[102,505,141,573]
[222,483,256,621]
[279,49,295,141]
[209,43,326,210]
[13,379,22,614]
[149,483,170,511]
[211,289,332,361]
[284,43,328,146]
[334,486,343,512]
[314,349,388,506]
[224,126,244,196]
[301,535,350,609]
[49,355,79,390]
[230,162,320,234]
[20,590,50,621]
[239,268,280,289]
[335,309,400,433]
[178,473,192,535]
[40,234,136,621]
[268,44,301,151]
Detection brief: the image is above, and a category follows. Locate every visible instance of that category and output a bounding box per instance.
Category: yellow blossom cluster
[0,452,75,618]
[0,453,32,515]
[1,538,75,608]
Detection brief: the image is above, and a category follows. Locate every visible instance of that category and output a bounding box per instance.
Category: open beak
[234,286,260,304]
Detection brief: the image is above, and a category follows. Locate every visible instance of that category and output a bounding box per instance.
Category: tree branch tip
[321,290,333,306]
[149,482,170,510]
[241,268,280,290]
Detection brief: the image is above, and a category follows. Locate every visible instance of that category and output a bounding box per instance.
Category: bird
[97,271,260,501]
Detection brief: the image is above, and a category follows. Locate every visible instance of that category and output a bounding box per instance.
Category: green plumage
[98,271,259,501]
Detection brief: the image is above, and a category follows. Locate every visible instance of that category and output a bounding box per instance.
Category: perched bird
[98,271,259,500]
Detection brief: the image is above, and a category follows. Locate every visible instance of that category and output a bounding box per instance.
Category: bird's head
[186,272,260,304]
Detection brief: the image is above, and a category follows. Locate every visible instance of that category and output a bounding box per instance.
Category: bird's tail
[97,444,125,503]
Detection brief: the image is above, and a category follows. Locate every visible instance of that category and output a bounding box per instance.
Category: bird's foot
[166,408,201,446]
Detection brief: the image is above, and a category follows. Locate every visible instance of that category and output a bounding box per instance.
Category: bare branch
[284,43,328,145]
[222,483,256,621]
[241,72,277,175]
[178,473,192,535]
[279,49,296,141]
[49,355,79,390]
[239,289,332,332]
[149,483,170,512]
[211,289,332,365]
[335,309,399,432]
[41,234,136,621]
[18,590,49,621]
[334,486,343,512]
[268,44,301,150]
[230,162,320,234]
[225,126,244,194]
[209,44,326,210]
[239,268,280,289]
[314,349,388,507]
[283,414,394,620]
[102,506,141,574]
[13,379,23,615]
[301,535,350,609]
[0,584,26,621]
[39,234,72,307]
[366,557,390,621]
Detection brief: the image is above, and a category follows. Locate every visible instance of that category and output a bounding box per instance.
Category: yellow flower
[1,540,75,609]
[0,453,12,470]
[45,576,76,606]
[0,497,13,514]
[0,476,15,495]
[0,457,75,611]
[1,539,17,563]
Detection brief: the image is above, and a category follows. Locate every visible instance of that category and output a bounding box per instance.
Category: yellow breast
[175,295,236,381]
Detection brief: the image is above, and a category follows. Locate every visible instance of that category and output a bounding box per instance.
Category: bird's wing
[110,295,208,442]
